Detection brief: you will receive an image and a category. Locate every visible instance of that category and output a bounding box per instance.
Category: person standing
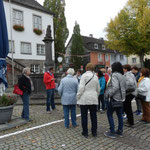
[77,63,100,137]
[123,64,137,127]
[137,68,150,124]
[97,70,106,112]
[43,67,56,113]
[18,67,33,121]
[132,66,142,115]
[100,68,109,83]
[104,62,126,138]
[75,69,82,83]
[58,68,78,128]
[107,67,112,78]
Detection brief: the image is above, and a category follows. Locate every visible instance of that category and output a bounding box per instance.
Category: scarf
[137,76,144,87]
[24,74,34,91]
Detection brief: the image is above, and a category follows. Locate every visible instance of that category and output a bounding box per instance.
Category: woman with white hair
[58,68,78,128]
[18,67,34,122]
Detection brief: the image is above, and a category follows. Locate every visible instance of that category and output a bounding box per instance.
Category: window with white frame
[33,15,42,29]
[102,45,105,50]
[9,40,15,53]
[120,55,124,61]
[21,42,31,54]
[132,58,137,64]
[98,53,102,62]
[111,55,116,62]
[94,43,98,49]
[37,44,45,55]
[105,54,109,61]
[31,64,40,74]
[13,9,23,26]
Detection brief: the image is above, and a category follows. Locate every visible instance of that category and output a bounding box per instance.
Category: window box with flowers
[33,28,42,35]
[0,94,17,124]
[13,25,24,32]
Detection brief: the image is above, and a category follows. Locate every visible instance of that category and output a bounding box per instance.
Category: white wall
[4,1,55,61]
[128,54,150,67]
[110,54,127,65]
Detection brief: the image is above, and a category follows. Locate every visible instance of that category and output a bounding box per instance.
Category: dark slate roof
[82,36,105,45]
[66,35,122,55]
[81,35,121,54]
[4,0,53,15]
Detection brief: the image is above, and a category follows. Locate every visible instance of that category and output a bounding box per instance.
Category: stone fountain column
[43,25,54,71]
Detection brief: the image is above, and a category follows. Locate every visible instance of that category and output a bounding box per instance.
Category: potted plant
[13,25,24,32]
[0,94,17,124]
[33,28,42,35]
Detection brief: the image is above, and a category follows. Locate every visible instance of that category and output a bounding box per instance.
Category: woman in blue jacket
[97,70,106,112]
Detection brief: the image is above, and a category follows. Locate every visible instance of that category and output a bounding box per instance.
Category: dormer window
[102,45,105,50]
[94,43,98,49]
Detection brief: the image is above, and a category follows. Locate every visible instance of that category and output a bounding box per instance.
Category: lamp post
[9,0,14,85]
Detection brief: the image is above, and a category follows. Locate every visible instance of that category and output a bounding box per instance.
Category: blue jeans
[80,105,97,135]
[21,93,30,120]
[106,101,123,133]
[46,89,55,111]
[63,105,77,128]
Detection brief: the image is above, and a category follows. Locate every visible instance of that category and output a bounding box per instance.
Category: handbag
[111,98,123,108]
[13,84,23,95]
[136,94,146,101]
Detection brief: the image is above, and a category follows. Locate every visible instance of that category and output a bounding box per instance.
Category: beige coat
[77,71,100,105]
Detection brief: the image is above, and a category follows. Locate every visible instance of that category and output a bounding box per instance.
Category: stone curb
[0,116,28,132]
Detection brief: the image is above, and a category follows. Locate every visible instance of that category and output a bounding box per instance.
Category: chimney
[89,34,93,38]
[99,37,104,41]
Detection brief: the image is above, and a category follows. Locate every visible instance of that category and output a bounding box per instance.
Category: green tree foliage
[44,0,69,65]
[105,0,150,67]
[71,22,84,70]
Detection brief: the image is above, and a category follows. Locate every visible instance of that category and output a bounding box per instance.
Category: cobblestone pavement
[0,102,150,150]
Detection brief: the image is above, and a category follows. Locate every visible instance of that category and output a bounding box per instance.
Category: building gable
[4,0,53,15]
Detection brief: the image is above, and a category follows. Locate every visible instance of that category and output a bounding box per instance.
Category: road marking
[0,114,81,140]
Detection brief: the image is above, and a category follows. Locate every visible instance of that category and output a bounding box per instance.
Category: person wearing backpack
[123,64,137,127]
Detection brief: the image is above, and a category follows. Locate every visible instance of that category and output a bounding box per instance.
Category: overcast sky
[37,0,128,42]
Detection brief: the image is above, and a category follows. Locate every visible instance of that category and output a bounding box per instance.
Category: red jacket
[43,71,55,90]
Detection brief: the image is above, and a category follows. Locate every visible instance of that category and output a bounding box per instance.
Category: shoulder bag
[85,73,94,86]
[136,94,146,101]
[13,84,23,95]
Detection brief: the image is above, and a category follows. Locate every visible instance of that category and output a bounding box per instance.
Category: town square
[0,0,150,149]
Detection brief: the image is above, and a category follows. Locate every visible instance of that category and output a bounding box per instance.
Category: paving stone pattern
[0,102,150,150]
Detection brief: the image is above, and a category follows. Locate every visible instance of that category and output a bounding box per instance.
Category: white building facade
[4,0,54,74]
